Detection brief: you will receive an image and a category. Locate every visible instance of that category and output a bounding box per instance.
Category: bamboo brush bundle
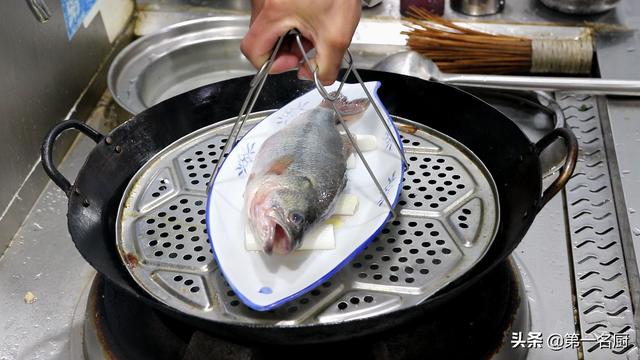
[404,7,593,75]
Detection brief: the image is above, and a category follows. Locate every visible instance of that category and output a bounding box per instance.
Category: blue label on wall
[61,0,97,40]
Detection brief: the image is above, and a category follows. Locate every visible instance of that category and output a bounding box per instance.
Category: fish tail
[321,92,370,122]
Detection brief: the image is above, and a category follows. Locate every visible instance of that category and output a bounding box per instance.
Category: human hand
[241,0,362,85]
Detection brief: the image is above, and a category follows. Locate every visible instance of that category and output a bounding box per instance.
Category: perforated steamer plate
[116,112,499,325]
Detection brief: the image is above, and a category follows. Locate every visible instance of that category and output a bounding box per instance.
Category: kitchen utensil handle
[535,128,578,212]
[41,120,103,196]
[300,38,404,219]
[444,74,640,96]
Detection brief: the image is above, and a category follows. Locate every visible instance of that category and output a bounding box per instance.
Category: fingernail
[297,73,311,81]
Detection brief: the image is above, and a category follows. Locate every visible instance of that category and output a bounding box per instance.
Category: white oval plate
[206,81,404,311]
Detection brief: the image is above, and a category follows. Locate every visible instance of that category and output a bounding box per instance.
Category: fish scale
[246,102,367,254]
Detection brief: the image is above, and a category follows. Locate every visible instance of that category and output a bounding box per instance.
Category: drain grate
[116,112,498,326]
[558,93,638,359]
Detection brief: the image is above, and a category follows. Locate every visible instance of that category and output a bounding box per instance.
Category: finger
[291,37,314,59]
[240,13,290,69]
[297,64,314,81]
[293,38,315,80]
[249,0,265,24]
[314,35,350,85]
[270,37,302,74]
[297,55,318,81]
[271,52,301,74]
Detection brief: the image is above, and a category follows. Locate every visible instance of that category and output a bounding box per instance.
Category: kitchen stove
[78,259,527,359]
[5,83,636,359]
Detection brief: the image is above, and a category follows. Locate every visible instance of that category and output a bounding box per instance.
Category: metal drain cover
[116,112,499,325]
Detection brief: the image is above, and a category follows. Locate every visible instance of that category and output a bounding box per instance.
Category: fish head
[248,175,318,255]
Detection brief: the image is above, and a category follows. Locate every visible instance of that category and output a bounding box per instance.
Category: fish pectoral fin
[341,134,353,159]
[265,156,294,175]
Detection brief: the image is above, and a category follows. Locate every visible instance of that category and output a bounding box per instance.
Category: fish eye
[289,212,304,225]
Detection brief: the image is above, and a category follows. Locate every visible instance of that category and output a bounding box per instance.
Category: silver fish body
[245,96,369,255]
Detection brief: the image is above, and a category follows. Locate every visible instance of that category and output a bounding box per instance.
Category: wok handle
[535,128,578,212]
[41,120,103,196]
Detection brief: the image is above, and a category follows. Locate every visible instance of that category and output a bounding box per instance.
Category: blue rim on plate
[205,82,405,311]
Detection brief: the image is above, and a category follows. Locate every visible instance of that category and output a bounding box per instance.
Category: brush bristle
[404,7,532,74]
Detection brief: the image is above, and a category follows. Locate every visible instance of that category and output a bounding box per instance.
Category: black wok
[41,70,577,344]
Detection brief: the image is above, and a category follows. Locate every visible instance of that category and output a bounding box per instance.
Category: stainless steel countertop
[596,0,640,299]
[0,92,127,359]
[0,124,98,359]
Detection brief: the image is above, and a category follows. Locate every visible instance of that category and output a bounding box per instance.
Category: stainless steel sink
[109,16,407,114]
[137,0,252,13]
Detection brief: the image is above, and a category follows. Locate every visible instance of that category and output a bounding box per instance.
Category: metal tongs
[208,29,406,219]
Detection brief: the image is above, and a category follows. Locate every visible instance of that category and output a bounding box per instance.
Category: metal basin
[109,17,253,114]
[108,16,405,114]
[539,0,620,14]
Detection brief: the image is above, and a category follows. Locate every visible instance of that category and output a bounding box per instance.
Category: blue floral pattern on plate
[377,170,398,207]
[235,142,256,177]
[384,131,395,153]
[275,100,311,125]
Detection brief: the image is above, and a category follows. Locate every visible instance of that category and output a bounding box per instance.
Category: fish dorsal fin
[265,156,294,175]
[320,92,370,122]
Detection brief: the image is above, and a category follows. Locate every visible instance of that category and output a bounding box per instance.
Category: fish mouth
[264,217,294,255]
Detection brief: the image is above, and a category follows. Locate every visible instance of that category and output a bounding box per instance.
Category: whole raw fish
[245,94,370,255]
